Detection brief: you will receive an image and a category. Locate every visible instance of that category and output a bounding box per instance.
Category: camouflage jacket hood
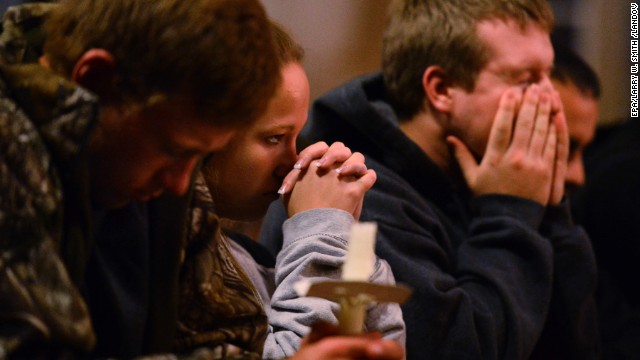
[0,2,54,65]
[0,4,99,358]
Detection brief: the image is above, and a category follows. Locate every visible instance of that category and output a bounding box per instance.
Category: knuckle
[316,141,329,152]
[346,187,364,200]
[507,151,526,169]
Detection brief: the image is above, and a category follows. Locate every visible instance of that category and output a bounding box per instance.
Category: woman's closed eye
[266,134,285,144]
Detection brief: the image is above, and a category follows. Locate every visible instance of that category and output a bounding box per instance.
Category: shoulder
[364,156,430,211]
[361,158,442,237]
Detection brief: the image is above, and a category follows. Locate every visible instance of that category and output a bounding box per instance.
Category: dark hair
[382,0,554,120]
[552,44,601,99]
[44,0,280,126]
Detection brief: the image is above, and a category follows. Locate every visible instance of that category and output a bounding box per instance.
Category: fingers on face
[542,122,558,168]
[278,167,304,195]
[486,88,519,155]
[511,84,540,149]
[528,91,552,156]
[545,122,564,205]
[552,110,569,163]
[550,111,570,204]
[550,88,563,115]
[447,135,479,181]
[506,85,563,161]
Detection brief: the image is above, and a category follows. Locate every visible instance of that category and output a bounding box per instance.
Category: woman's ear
[71,49,117,101]
[422,66,453,113]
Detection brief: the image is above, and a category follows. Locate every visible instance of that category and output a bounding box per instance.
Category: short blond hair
[382,0,554,119]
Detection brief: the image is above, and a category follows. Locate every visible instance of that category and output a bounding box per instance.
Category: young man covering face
[262,0,600,358]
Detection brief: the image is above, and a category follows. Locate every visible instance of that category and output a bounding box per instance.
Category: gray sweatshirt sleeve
[261,208,406,359]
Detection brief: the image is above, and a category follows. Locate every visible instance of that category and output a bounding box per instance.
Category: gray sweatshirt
[228,208,406,359]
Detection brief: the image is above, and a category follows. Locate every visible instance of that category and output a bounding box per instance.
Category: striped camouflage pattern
[177,173,268,358]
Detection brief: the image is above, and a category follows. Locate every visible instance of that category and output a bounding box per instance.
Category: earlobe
[422,66,453,113]
[71,49,117,100]
[38,55,50,69]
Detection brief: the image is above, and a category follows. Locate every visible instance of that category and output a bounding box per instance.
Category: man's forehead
[137,99,236,154]
[476,18,553,69]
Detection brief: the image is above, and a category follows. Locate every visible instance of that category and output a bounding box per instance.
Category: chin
[91,182,132,209]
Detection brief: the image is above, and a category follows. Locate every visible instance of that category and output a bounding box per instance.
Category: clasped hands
[278,140,377,221]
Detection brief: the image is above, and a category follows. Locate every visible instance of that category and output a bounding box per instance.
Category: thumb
[447,135,478,183]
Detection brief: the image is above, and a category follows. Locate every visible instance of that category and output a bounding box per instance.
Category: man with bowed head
[263,0,599,358]
[0,1,403,359]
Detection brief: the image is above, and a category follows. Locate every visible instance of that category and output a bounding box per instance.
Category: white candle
[338,222,377,335]
[341,222,377,281]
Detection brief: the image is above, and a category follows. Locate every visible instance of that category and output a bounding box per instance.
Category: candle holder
[294,222,412,335]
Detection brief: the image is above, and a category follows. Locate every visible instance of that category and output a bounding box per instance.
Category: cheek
[133,159,170,188]
[106,137,166,180]
[251,147,282,177]
[236,144,270,174]
[215,143,272,183]
[452,98,495,150]
[472,92,507,152]
[477,116,503,157]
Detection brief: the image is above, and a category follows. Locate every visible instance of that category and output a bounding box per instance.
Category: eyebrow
[506,65,552,76]
[263,124,296,132]
[163,141,208,158]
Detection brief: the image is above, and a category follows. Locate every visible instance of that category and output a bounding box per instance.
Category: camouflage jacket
[0,49,98,359]
[0,4,267,359]
[178,173,268,358]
